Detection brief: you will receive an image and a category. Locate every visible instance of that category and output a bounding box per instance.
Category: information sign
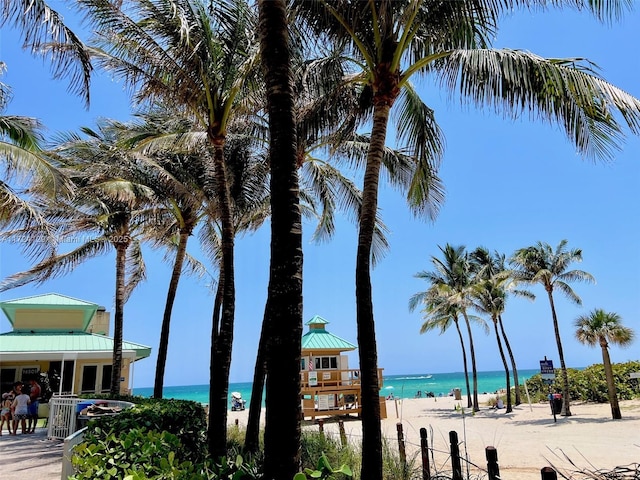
[540,359,555,380]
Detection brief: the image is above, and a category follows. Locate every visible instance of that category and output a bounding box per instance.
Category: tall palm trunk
[208,139,236,457]
[498,314,521,405]
[245,302,269,454]
[461,310,479,412]
[153,229,191,398]
[454,319,472,408]
[546,290,571,416]
[110,240,128,395]
[357,101,392,480]
[493,316,512,413]
[599,338,621,419]
[258,1,303,478]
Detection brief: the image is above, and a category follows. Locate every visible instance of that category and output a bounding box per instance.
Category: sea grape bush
[524,360,640,402]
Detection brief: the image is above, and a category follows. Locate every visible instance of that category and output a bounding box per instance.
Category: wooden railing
[300,368,383,391]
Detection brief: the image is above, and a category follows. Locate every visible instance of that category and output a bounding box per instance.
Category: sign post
[540,357,556,422]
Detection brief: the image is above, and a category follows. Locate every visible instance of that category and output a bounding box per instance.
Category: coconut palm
[470,247,526,405]
[256,0,303,476]
[471,275,513,413]
[0,123,157,394]
[412,244,485,411]
[574,309,635,420]
[80,0,263,455]
[510,240,595,416]
[409,284,473,408]
[292,1,640,473]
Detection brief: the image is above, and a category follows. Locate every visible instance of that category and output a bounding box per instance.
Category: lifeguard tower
[300,315,386,420]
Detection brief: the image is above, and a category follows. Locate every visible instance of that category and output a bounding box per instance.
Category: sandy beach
[229,395,640,479]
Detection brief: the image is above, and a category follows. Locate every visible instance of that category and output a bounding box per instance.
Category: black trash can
[552,393,562,414]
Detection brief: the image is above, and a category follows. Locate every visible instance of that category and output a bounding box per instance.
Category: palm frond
[435,48,640,160]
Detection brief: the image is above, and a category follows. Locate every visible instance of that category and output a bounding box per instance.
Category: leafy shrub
[70,427,193,479]
[522,360,640,403]
[84,398,208,463]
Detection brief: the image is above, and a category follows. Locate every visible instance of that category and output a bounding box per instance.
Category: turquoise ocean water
[133,369,540,406]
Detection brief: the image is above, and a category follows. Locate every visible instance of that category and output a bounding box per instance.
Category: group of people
[0,378,41,435]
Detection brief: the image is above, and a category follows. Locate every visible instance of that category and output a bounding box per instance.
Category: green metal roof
[0,293,101,331]
[306,315,329,326]
[0,331,151,360]
[301,315,356,351]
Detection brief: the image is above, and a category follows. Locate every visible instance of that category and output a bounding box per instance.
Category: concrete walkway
[0,427,63,480]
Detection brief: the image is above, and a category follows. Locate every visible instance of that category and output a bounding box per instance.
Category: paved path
[0,427,63,480]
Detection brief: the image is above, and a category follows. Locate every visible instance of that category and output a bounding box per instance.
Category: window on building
[101,365,112,392]
[314,356,338,370]
[81,365,98,393]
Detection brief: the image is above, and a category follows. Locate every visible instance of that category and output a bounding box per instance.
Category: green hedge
[69,398,262,480]
[522,360,640,402]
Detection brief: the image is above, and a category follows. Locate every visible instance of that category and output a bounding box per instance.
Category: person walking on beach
[27,378,41,433]
[11,383,30,435]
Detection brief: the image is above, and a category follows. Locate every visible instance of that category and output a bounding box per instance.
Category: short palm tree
[574,309,635,420]
[510,240,595,416]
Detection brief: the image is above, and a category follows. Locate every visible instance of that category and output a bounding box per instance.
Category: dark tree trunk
[245,303,269,454]
[356,101,392,480]
[454,319,472,408]
[258,1,303,479]
[154,229,191,398]
[207,137,236,458]
[462,310,479,412]
[600,339,622,419]
[498,314,520,405]
[110,236,129,395]
[546,290,571,416]
[493,317,512,413]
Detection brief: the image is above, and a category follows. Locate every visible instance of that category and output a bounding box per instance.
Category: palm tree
[471,275,513,413]
[81,0,262,455]
[470,247,526,405]
[510,240,595,416]
[293,1,640,473]
[412,244,484,411]
[0,123,157,394]
[409,285,473,408]
[574,309,635,420]
[257,0,303,477]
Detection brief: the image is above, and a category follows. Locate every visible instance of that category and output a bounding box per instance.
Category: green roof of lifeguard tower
[301,315,356,351]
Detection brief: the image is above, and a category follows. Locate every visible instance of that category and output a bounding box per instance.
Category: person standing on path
[27,378,41,433]
[11,383,30,435]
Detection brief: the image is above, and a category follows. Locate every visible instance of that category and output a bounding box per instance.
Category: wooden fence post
[420,427,431,480]
[318,418,324,434]
[338,419,347,446]
[449,430,462,480]
[541,467,558,480]
[486,446,499,480]
[396,423,407,472]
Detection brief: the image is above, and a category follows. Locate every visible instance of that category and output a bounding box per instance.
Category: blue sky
[1,5,638,388]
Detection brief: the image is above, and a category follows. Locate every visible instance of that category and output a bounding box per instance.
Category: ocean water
[133,369,540,406]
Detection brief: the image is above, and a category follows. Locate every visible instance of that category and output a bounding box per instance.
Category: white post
[523,379,533,412]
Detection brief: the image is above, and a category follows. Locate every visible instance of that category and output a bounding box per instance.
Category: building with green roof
[0,293,151,396]
[299,315,386,420]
